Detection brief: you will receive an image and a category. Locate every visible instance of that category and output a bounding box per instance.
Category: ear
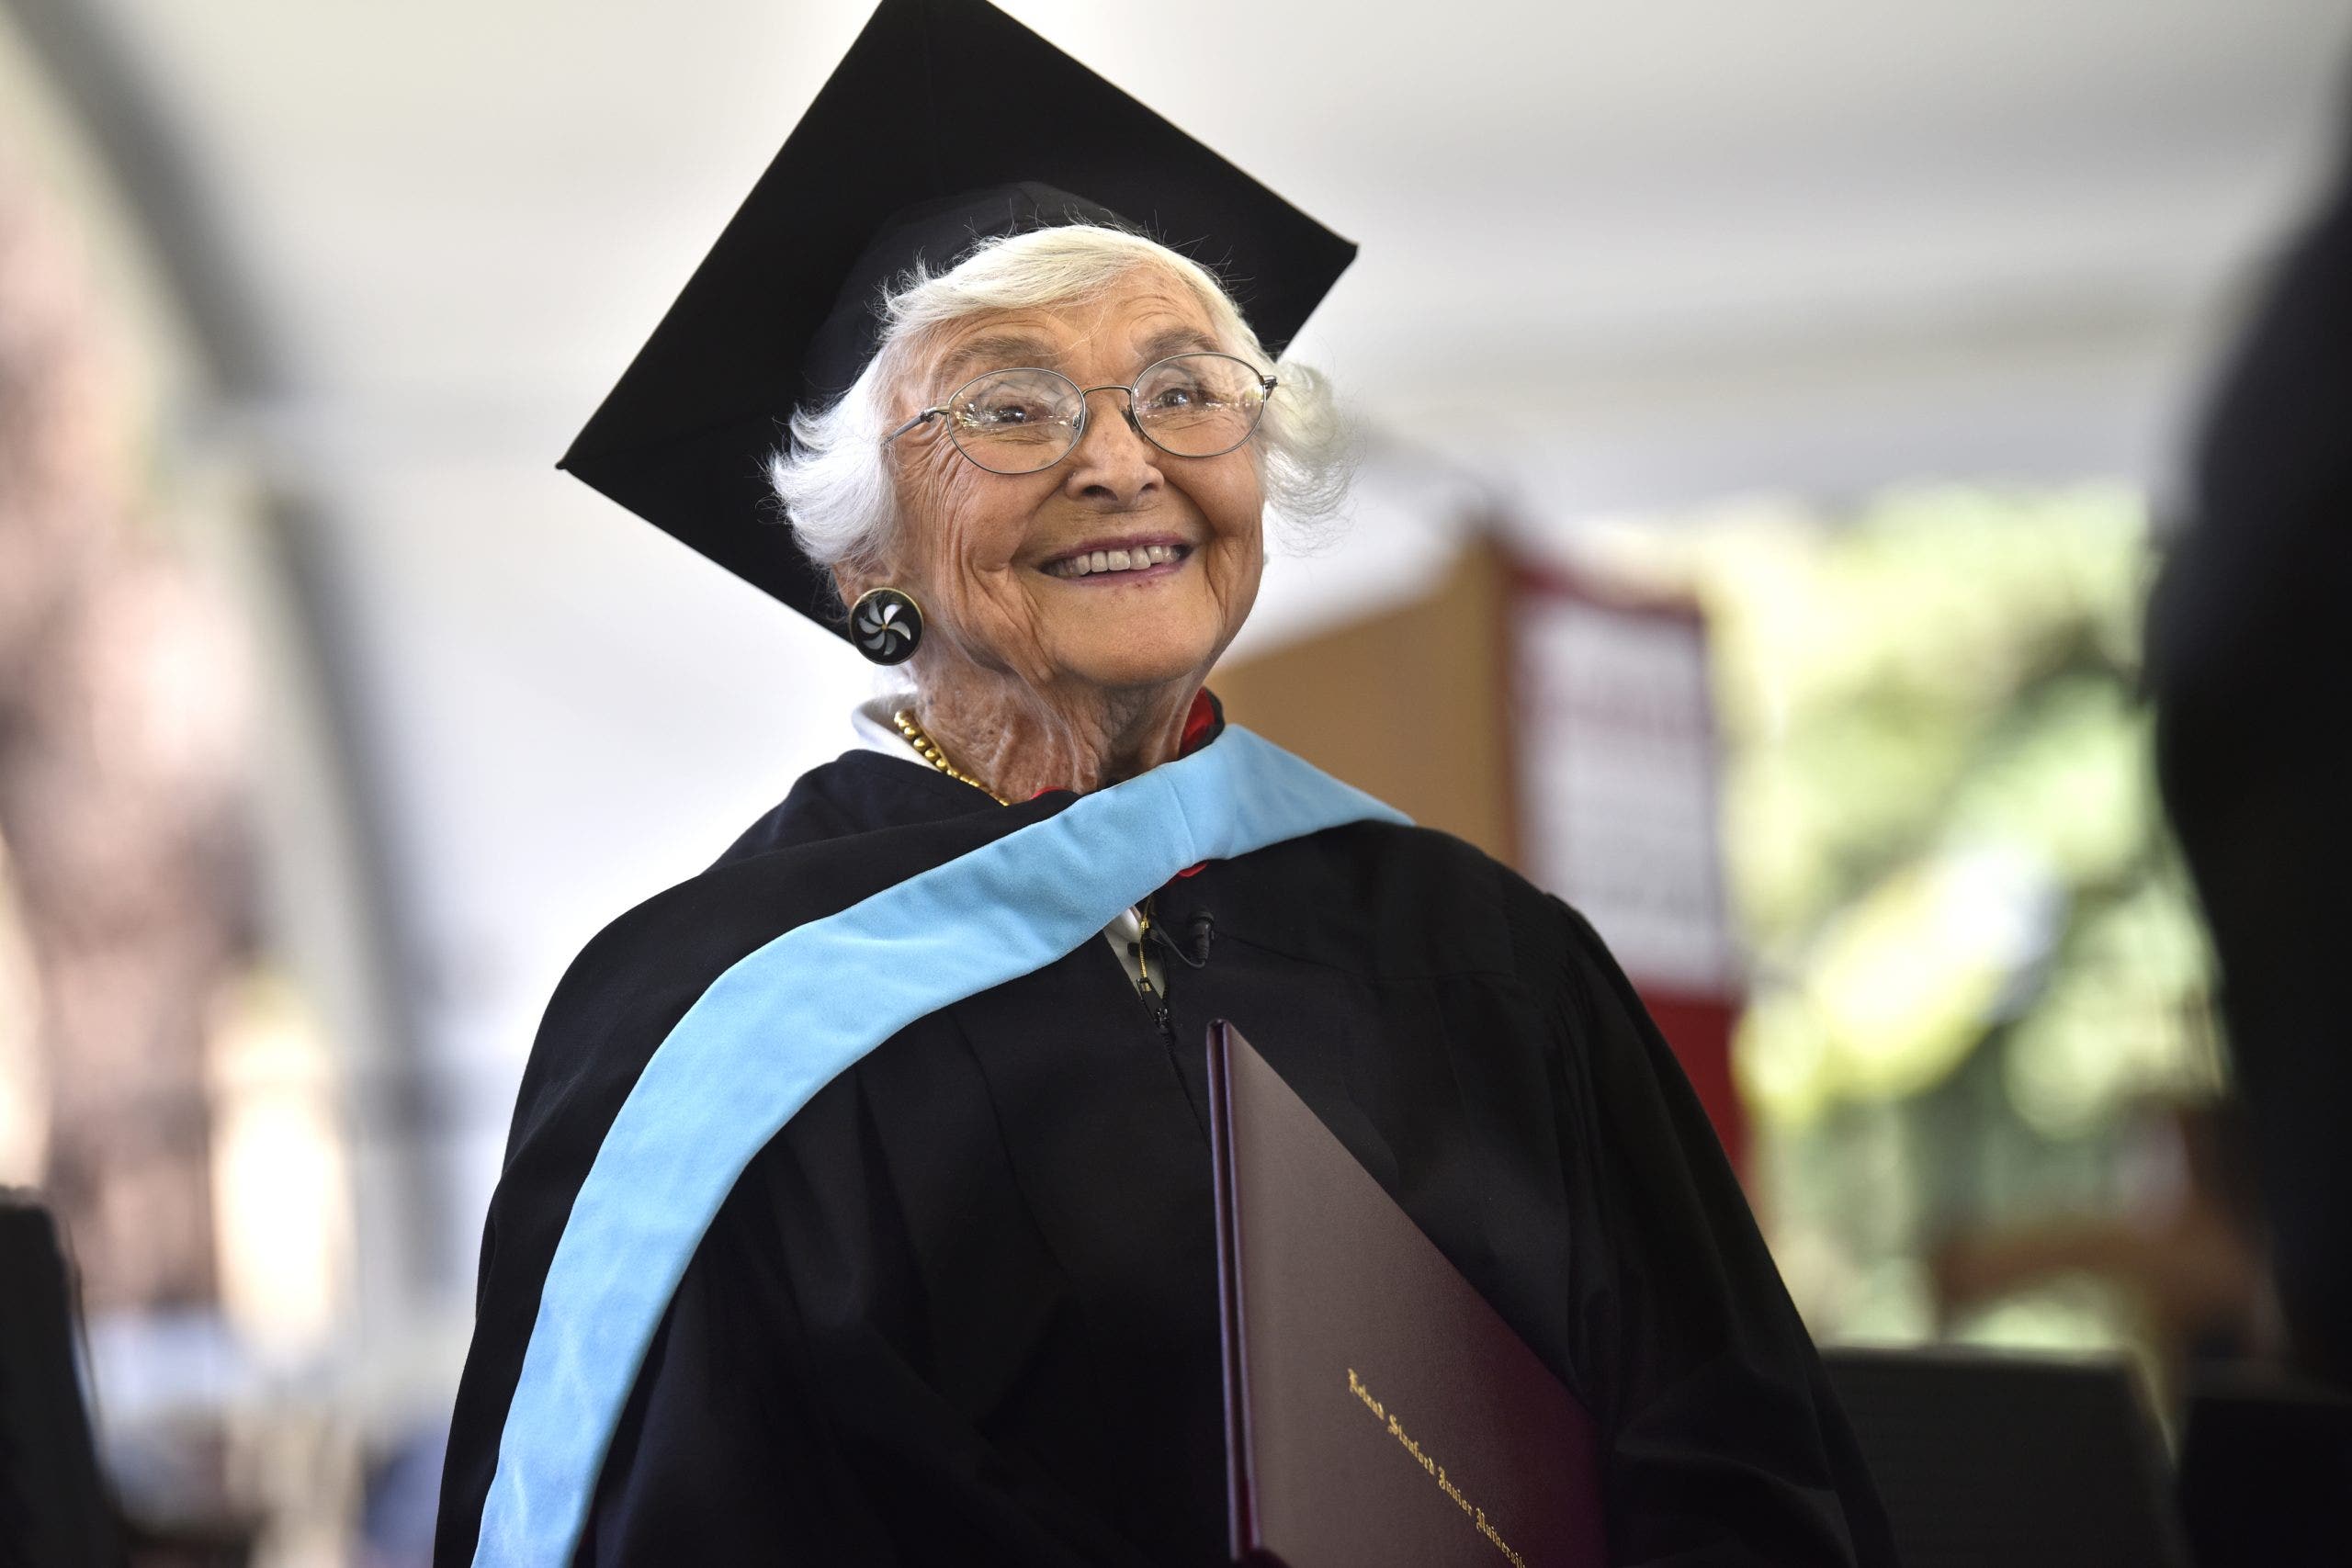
[831,560,870,612]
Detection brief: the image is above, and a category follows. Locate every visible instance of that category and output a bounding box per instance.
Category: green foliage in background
[1597,485,2225,1348]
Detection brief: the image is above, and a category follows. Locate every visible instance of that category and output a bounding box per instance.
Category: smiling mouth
[1042,542,1192,580]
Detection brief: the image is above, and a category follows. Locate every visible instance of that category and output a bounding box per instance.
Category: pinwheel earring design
[849,586,924,665]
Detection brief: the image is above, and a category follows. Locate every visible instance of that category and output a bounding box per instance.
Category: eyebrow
[930,332,1057,393]
[927,324,1230,397]
[1136,325,1223,364]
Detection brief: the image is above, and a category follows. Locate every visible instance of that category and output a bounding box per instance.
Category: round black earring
[849,586,924,665]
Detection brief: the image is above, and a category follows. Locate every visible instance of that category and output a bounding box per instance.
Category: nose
[1059,386,1163,508]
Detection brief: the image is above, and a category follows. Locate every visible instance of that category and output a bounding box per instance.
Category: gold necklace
[891,709,1009,805]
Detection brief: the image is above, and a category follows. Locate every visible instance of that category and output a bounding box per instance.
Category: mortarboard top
[558,0,1359,637]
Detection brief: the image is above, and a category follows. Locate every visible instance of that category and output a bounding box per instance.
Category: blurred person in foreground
[434,3,1893,1563]
[2147,96,2352,1393]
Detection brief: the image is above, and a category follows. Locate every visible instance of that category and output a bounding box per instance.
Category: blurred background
[3,1,2348,1562]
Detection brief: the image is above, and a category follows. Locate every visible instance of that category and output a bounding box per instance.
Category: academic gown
[435,737,1896,1568]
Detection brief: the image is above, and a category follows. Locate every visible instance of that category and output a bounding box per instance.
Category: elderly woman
[436,5,1894,1566]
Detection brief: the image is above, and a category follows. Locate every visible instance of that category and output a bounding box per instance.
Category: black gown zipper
[1134,895,1213,1138]
[1135,897,1176,1043]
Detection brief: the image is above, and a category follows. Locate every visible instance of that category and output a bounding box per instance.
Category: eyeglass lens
[943,353,1268,473]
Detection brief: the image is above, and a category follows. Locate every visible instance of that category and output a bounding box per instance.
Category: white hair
[766,223,1351,611]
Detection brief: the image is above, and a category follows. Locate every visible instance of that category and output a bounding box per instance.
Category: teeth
[1049,544,1184,578]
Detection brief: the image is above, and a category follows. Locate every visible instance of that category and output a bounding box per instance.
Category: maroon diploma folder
[1207,1021,1608,1568]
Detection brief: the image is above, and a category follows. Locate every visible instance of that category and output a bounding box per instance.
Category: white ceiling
[81,0,2352,464]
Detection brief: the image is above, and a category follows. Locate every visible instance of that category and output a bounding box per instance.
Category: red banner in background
[1510,558,1749,1176]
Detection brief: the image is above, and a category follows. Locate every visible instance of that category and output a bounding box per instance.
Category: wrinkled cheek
[911,518,982,626]
[941,567,1055,682]
[1207,533,1263,614]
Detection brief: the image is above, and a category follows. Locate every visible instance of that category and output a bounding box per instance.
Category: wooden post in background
[1214,533,1519,867]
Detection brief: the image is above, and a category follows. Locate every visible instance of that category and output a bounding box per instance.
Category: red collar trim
[1179,687,1219,756]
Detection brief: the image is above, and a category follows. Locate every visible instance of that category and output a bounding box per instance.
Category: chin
[1055,625,1219,693]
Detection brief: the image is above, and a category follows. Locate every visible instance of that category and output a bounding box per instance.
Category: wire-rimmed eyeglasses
[885,352,1277,475]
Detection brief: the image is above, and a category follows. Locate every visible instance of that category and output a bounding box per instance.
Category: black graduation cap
[558,0,1358,637]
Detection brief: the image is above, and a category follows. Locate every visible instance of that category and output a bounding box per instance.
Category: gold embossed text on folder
[1348,1368,1528,1568]
[1207,1020,1606,1567]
